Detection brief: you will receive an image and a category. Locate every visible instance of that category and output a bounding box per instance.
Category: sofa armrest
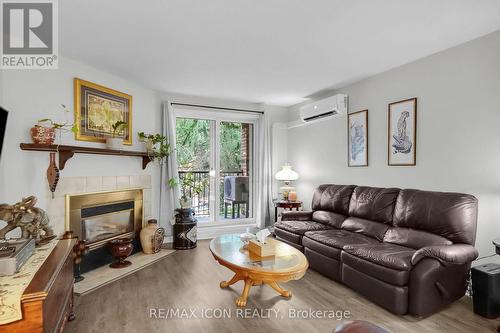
[411,244,478,266]
[281,211,313,221]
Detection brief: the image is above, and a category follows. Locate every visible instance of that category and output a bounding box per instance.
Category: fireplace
[65,189,143,273]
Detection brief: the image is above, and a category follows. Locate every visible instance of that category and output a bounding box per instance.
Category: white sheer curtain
[255,112,274,229]
[159,101,180,226]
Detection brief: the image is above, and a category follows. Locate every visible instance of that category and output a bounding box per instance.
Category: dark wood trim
[171,102,264,115]
[274,201,303,222]
[387,98,417,166]
[3,239,76,333]
[20,143,153,170]
[347,109,369,167]
[24,239,75,295]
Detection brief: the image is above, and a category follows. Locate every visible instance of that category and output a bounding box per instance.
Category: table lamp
[275,164,299,200]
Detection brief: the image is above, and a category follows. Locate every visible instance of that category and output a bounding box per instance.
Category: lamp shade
[275,164,299,181]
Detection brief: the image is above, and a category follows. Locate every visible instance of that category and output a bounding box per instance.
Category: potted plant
[138,132,155,154]
[138,132,171,164]
[106,121,128,149]
[173,172,206,209]
[31,104,78,144]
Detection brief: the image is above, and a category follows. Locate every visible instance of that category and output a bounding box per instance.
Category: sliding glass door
[219,121,253,220]
[175,109,257,224]
[175,117,214,221]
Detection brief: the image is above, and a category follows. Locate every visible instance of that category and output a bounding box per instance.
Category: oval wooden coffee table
[209,234,308,307]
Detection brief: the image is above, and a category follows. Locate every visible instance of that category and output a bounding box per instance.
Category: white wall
[0,57,289,237]
[287,30,500,262]
[266,105,289,200]
[0,56,163,234]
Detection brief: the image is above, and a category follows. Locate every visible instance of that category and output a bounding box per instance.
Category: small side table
[274,200,303,222]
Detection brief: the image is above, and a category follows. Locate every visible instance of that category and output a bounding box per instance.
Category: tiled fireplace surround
[46,175,153,237]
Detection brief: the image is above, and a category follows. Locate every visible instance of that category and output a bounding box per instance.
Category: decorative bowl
[107,237,134,269]
[240,232,255,246]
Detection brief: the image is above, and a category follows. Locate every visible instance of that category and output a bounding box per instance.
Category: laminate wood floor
[65,240,499,333]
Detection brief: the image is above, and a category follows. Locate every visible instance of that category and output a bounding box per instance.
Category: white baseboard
[198,223,254,240]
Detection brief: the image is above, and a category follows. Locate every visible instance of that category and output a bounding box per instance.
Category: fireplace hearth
[66,189,143,273]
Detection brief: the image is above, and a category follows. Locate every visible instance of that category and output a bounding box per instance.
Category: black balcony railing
[178,170,244,217]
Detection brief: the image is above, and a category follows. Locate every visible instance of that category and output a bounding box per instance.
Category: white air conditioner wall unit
[224,176,249,202]
[299,94,348,124]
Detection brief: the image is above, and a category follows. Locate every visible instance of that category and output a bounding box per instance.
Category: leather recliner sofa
[274,185,478,317]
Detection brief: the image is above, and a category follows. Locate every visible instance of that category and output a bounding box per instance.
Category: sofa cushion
[383,227,452,249]
[342,265,409,315]
[342,252,410,286]
[348,186,400,224]
[341,217,389,242]
[392,189,478,245]
[274,227,302,245]
[305,247,342,281]
[281,210,313,221]
[312,184,356,215]
[312,210,347,228]
[303,236,342,260]
[274,220,332,235]
[305,229,379,251]
[343,243,415,271]
[276,236,304,251]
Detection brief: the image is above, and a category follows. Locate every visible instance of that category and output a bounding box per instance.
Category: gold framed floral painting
[74,78,132,145]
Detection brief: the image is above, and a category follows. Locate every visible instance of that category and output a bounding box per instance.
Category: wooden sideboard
[0,239,76,333]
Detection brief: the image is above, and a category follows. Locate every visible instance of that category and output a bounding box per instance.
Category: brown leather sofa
[274,185,478,317]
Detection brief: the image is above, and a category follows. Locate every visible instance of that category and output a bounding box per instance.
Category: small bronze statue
[0,196,56,245]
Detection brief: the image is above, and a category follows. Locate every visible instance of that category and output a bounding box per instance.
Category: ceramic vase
[107,238,133,268]
[140,219,160,254]
[106,137,123,150]
[46,152,60,198]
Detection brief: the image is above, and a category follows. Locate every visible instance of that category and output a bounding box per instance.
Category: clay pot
[107,238,133,269]
[140,219,160,254]
[31,126,56,145]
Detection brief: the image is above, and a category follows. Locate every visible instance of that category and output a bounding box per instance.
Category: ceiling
[60,1,500,106]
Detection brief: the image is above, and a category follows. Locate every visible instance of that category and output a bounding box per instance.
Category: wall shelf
[20,143,153,170]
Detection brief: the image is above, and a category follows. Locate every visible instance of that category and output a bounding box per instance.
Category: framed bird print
[388,98,417,166]
[348,109,368,167]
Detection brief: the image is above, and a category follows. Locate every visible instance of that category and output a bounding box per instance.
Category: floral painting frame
[348,109,368,167]
[388,98,417,166]
[74,78,132,145]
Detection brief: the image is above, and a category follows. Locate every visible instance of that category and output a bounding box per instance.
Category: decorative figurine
[0,196,56,245]
[153,228,165,253]
[46,152,60,199]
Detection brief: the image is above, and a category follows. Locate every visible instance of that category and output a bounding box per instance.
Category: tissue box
[248,237,276,257]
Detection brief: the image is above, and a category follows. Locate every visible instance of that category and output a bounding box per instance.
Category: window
[175,107,258,224]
